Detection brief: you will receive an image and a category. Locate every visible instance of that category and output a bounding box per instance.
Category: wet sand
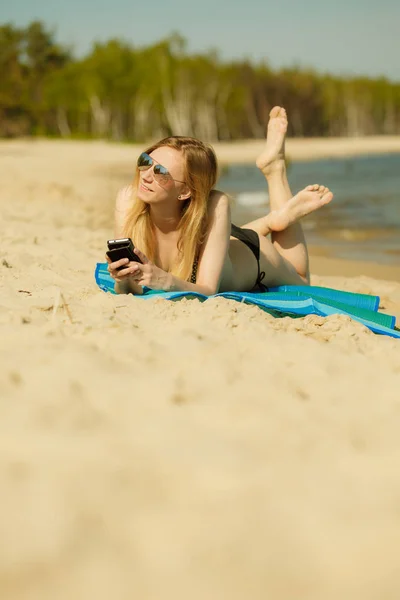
[1,139,400,600]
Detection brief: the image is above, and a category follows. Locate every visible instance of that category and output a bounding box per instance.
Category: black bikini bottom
[231,223,266,290]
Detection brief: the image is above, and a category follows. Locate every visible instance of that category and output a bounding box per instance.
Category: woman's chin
[137,188,151,202]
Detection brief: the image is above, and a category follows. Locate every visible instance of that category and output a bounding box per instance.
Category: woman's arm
[169,190,231,295]
[115,278,143,295]
[124,191,231,296]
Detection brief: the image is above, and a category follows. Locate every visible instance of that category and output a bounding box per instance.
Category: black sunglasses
[137,152,185,186]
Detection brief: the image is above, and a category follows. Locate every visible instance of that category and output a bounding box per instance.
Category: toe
[278,107,287,119]
[322,191,333,204]
[270,106,281,118]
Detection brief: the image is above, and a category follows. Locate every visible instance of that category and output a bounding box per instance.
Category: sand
[1,139,400,600]
[215,134,400,163]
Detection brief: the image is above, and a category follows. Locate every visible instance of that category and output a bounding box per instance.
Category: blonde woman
[107,107,333,296]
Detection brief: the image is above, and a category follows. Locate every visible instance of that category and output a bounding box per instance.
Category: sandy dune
[1,140,400,600]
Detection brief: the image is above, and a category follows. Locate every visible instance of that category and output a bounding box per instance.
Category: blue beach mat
[95,262,400,339]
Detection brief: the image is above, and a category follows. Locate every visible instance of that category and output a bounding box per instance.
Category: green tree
[1,19,400,140]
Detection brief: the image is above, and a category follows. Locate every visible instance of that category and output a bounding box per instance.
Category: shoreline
[309,249,400,281]
[215,135,400,164]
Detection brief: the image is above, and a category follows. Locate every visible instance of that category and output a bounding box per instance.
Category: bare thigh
[258,235,307,287]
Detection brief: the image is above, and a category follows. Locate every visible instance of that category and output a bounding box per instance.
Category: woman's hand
[127,249,172,290]
[106,249,171,290]
[106,256,134,283]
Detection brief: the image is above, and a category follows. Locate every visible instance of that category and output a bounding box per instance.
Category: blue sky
[3,0,399,81]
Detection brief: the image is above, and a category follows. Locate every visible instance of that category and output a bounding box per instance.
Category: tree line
[1,21,400,141]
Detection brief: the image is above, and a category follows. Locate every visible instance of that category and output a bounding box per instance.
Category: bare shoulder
[115,185,134,212]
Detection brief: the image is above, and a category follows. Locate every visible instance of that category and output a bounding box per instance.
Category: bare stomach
[219,237,259,293]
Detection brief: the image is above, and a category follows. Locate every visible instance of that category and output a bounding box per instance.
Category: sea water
[218,153,400,265]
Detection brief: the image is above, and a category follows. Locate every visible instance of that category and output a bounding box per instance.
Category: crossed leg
[241,107,333,285]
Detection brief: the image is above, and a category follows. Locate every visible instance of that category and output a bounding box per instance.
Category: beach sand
[1,139,400,600]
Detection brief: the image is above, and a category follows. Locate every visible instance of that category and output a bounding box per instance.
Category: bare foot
[256,106,288,176]
[266,184,333,232]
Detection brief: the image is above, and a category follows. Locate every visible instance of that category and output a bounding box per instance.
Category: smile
[140,183,153,192]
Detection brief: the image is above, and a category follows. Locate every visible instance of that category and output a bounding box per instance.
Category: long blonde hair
[123,136,218,281]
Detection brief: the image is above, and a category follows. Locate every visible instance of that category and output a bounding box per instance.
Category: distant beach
[3,134,400,163]
[214,135,400,164]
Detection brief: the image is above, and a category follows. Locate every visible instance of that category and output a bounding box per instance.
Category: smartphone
[106,238,143,269]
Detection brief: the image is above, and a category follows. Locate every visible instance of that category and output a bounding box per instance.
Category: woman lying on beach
[106,106,333,295]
